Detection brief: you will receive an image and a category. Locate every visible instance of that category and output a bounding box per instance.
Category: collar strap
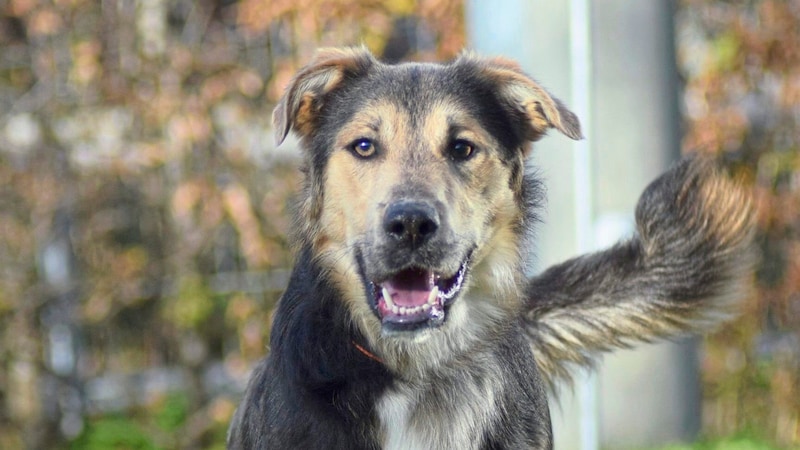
[351,340,383,364]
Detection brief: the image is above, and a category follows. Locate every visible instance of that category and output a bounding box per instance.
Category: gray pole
[568,0,598,449]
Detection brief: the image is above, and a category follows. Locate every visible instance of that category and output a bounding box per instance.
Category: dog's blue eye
[449,140,475,161]
[351,138,376,158]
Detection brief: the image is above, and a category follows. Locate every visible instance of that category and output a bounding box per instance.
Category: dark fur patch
[227,249,392,449]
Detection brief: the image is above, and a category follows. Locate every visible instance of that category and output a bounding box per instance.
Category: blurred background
[0,0,797,449]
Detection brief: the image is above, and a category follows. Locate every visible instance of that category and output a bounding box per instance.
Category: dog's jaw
[324,244,516,377]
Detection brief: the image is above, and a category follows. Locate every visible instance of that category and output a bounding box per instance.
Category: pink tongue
[383,269,433,307]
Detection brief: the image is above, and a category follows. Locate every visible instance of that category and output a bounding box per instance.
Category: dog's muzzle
[357,200,472,332]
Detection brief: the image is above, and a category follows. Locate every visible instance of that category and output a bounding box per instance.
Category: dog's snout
[383,201,439,247]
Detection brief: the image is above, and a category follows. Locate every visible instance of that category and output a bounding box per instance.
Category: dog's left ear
[273,47,376,145]
[460,54,583,143]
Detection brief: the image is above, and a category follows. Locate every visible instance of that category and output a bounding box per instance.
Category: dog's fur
[227,48,755,449]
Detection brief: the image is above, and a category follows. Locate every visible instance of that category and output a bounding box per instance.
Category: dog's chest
[376,372,501,450]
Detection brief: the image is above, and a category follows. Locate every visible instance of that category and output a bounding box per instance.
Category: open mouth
[366,256,470,332]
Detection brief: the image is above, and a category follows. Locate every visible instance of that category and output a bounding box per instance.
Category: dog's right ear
[457,53,583,143]
[273,47,376,145]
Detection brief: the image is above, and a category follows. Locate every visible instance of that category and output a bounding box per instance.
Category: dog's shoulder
[229,250,393,449]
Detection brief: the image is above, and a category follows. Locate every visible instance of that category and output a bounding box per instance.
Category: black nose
[383,201,439,247]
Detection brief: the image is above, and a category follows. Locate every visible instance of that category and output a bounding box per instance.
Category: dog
[227,47,755,449]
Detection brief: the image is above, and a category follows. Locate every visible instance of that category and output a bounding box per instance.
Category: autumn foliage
[678,1,800,447]
[0,0,463,448]
[0,0,797,448]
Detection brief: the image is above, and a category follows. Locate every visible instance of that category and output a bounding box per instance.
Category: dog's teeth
[427,286,439,305]
[382,286,444,316]
[382,287,394,307]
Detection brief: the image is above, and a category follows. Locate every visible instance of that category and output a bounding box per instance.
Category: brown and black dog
[227,47,754,449]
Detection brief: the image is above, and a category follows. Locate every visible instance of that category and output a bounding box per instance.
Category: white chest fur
[376,368,501,450]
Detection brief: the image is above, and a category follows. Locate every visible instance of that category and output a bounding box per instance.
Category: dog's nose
[383,201,439,247]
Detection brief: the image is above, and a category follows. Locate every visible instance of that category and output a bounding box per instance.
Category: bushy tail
[523,156,756,389]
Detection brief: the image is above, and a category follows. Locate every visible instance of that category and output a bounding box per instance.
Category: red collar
[351,340,383,364]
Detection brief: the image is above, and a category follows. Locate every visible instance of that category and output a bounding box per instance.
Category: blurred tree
[1,0,797,448]
[677,1,800,447]
[0,0,464,447]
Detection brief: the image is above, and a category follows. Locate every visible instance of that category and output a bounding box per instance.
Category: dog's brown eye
[351,138,376,158]
[449,140,475,161]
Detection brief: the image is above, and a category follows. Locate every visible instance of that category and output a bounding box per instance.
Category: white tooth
[382,287,394,307]
[427,286,439,305]
[422,303,431,311]
[391,305,399,314]
[399,306,407,315]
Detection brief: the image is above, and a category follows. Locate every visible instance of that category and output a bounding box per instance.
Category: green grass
[646,435,785,450]
[70,417,157,450]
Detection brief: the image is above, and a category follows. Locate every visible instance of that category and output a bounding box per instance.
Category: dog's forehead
[321,61,522,150]
[365,62,482,111]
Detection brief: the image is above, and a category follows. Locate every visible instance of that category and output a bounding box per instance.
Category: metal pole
[569,0,598,449]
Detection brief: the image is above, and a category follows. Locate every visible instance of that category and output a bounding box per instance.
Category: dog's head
[275,47,581,370]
